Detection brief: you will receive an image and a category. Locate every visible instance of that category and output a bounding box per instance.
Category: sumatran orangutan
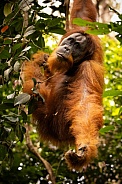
[21,0,104,171]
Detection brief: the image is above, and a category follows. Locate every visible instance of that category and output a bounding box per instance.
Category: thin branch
[25,124,56,184]
[37,73,56,84]
[109,6,120,16]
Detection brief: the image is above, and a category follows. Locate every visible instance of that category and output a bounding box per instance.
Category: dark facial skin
[56,33,88,63]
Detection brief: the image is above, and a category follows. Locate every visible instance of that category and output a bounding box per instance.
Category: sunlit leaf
[24,29,36,37]
[22,46,31,52]
[119,107,122,115]
[3,115,19,122]
[73,18,110,35]
[14,93,31,106]
[99,125,115,134]
[4,66,12,81]
[7,92,15,99]
[24,25,35,37]
[103,90,122,97]
[4,3,13,17]
[14,61,20,72]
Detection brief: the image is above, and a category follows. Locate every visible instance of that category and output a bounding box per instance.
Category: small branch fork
[25,124,56,184]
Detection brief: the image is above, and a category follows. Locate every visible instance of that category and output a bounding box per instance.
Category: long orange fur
[21,0,104,171]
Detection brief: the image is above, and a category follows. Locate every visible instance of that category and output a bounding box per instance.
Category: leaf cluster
[0,0,65,178]
[73,11,122,44]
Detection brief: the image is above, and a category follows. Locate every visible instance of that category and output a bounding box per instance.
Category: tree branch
[25,124,56,184]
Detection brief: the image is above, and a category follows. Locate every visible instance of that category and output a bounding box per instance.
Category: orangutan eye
[67,37,75,44]
[74,42,80,49]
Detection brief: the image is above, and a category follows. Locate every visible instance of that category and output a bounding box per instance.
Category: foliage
[73,10,122,44]
[0,0,122,183]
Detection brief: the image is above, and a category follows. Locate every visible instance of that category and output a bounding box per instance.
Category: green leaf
[28,98,38,114]
[32,78,37,87]
[73,18,110,35]
[3,115,19,122]
[15,124,24,142]
[22,46,31,52]
[22,126,26,134]
[14,61,20,72]
[38,36,45,48]
[4,3,13,17]
[116,120,122,125]
[119,107,122,115]
[73,18,90,27]
[0,127,10,140]
[8,149,14,167]
[14,93,31,106]
[3,38,12,44]
[86,27,110,35]
[39,93,45,103]
[49,28,65,35]
[0,62,8,70]
[0,145,8,160]
[24,25,35,37]
[99,125,115,134]
[0,102,14,110]
[4,66,12,81]
[0,49,11,59]
[21,110,27,121]
[12,43,22,51]
[103,90,122,97]
[37,13,50,18]
[48,18,61,27]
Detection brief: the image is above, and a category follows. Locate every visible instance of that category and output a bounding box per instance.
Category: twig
[37,73,56,84]
[25,124,56,184]
[109,6,120,16]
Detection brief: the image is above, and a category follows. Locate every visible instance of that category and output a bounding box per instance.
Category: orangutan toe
[77,144,87,156]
